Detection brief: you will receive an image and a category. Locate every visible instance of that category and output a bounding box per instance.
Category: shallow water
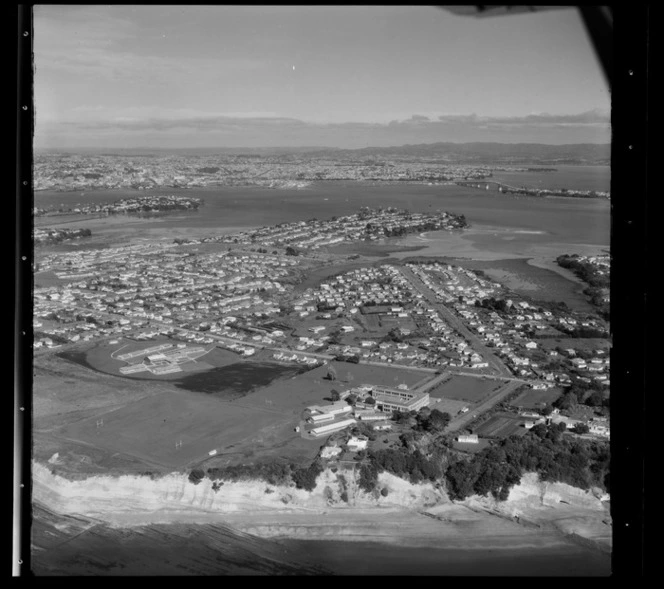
[34,181,610,246]
[280,538,611,576]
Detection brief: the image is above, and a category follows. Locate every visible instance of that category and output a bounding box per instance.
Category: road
[358,360,437,374]
[398,266,511,378]
[449,370,529,384]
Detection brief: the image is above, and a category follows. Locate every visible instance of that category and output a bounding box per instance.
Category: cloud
[34,7,267,86]
[434,109,610,127]
[35,110,611,149]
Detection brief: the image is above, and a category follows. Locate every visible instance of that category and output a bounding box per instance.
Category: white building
[308,401,353,417]
[310,418,357,437]
[346,436,368,452]
[308,412,336,424]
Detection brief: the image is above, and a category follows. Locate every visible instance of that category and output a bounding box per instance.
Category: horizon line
[34,140,612,152]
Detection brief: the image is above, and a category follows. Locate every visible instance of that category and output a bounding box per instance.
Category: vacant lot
[510,387,563,410]
[431,375,501,403]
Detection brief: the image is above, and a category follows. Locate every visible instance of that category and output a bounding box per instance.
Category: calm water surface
[35,181,610,247]
[280,539,611,576]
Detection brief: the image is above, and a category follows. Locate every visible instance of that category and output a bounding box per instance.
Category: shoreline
[32,462,611,557]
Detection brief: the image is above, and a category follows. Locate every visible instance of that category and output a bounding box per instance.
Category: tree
[530,423,548,438]
[291,461,323,491]
[585,391,605,407]
[426,409,451,432]
[364,396,376,406]
[330,389,341,402]
[554,392,577,412]
[188,468,205,485]
[540,404,553,416]
[573,423,590,434]
[326,365,337,381]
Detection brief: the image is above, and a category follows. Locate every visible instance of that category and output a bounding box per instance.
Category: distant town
[33,152,608,198]
[34,194,203,217]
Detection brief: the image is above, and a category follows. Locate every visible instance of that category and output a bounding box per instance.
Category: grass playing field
[431,375,502,403]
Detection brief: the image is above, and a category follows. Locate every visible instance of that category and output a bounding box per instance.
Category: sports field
[83,338,240,379]
[510,387,563,410]
[432,375,502,403]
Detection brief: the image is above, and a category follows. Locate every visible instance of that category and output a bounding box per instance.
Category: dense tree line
[475,297,511,313]
[34,227,92,246]
[187,421,609,505]
[444,424,609,501]
[291,460,324,491]
[358,463,380,493]
[206,462,292,486]
[553,379,609,411]
[556,255,610,288]
[334,354,360,363]
[368,447,445,485]
[190,460,325,491]
[560,326,609,339]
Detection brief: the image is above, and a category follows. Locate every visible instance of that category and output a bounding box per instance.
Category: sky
[33,5,611,149]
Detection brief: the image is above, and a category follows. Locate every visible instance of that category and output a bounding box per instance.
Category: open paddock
[236,365,346,415]
[52,390,301,470]
[378,314,418,332]
[34,270,73,288]
[431,375,501,403]
[362,314,383,332]
[291,317,341,338]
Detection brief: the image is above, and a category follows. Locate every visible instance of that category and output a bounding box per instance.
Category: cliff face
[32,461,446,522]
[463,472,609,515]
[460,473,612,552]
[33,461,610,542]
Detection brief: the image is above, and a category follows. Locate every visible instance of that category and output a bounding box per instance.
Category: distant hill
[304,142,611,165]
[36,142,610,164]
